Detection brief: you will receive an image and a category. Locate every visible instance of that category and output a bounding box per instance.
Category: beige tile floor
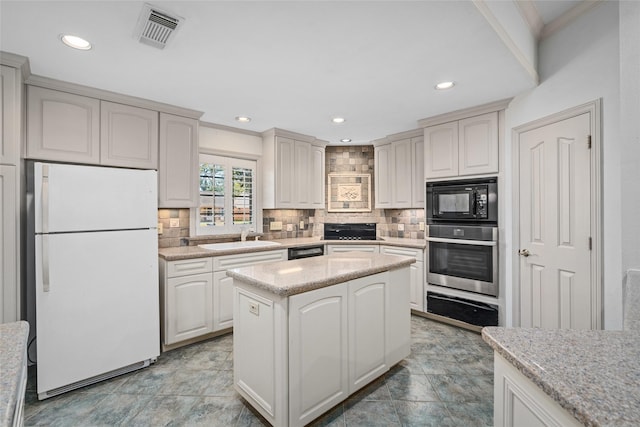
[24,315,493,426]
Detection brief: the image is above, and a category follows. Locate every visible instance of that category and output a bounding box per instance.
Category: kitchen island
[482,327,640,427]
[226,252,415,427]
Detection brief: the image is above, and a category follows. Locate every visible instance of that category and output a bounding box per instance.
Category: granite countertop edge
[481,329,588,424]
[481,327,640,427]
[0,321,29,427]
[226,256,416,297]
[158,237,426,260]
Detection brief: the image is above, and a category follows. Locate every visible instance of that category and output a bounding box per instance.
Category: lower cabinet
[493,353,582,427]
[165,272,214,344]
[380,245,424,311]
[159,249,286,350]
[233,268,410,427]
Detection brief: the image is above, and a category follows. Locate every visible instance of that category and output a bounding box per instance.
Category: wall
[504,1,623,329]
[619,0,640,275]
[157,208,190,248]
[199,123,263,156]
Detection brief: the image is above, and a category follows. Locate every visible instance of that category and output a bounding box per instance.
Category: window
[193,154,257,235]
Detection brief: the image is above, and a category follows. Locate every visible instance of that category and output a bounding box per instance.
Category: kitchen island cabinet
[228,252,414,427]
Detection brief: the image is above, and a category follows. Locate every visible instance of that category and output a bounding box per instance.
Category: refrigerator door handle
[42,164,50,234]
[42,235,50,292]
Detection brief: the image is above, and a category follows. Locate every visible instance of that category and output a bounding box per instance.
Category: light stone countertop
[226,251,416,297]
[158,237,425,261]
[482,327,640,427]
[0,321,29,427]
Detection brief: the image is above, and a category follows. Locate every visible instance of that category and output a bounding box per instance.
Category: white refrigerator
[27,162,160,400]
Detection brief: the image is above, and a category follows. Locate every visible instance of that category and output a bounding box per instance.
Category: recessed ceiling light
[340,138,352,143]
[332,117,346,124]
[435,81,455,90]
[235,116,251,123]
[60,34,92,50]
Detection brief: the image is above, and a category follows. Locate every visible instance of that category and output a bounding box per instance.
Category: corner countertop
[158,237,426,261]
[0,321,29,427]
[482,327,640,427]
[226,251,416,297]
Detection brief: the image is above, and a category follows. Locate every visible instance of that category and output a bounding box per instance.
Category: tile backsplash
[159,144,425,247]
[157,209,190,248]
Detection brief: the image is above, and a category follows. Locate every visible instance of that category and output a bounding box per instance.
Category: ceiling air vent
[134,3,183,49]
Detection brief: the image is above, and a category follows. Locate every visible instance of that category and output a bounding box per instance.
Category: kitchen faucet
[241,227,254,241]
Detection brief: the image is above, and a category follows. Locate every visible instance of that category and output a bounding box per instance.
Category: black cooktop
[323,223,377,240]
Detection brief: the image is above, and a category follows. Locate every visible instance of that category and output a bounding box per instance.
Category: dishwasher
[288,245,324,260]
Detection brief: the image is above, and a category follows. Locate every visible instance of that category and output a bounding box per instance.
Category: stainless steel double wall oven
[425,177,499,327]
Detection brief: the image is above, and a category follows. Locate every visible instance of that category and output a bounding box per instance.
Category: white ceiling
[0,1,581,144]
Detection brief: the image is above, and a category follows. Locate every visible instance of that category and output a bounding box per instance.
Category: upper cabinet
[27,87,160,168]
[374,130,424,209]
[262,129,326,209]
[424,112,498,179]
[27,86,101,164]
[158,113,199,208]
[100,101,158,169]
[420,99,511,180]
[1,64,22,165]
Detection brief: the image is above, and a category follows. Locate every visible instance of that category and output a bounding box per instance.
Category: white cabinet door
[0,165,18,322]
[289,283,349,427]
[385,267,411,365]
[412,136,425,207]
[392,139,412,208]
[310,144,325,208]
[27,86,100,164]
[100,101,158,169]
[276,136,296,208]
[347,274,387,393]
[295,140,311,207]
[380,245,423,312]
[1,65,19,164]
[165,273,214,345]
[213,271,234,331]
[458,112,498,176]
[424,121,458,179]
[374,144,392,208]
[158,113,199,208]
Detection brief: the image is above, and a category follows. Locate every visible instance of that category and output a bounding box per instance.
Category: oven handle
[426,237,497,246]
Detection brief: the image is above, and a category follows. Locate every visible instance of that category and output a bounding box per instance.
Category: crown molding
[199,121,262,137]
[25,74,203,119]
[540,0,604,40]
[418,98,513,128]
[514,0,544,39]
[473,0,539,85]
[0,51,31,80]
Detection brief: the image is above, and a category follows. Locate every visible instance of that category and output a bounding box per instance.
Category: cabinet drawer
[167,257,213,278]
[380,245,424,262]
[326,245,379,254]
[213,249,287,271]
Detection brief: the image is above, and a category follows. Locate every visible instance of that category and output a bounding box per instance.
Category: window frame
[191,150,261,236]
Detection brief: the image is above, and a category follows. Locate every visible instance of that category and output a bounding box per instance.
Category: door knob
[518,249,531,257]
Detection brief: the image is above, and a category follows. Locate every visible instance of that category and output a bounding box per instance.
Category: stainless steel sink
[198,240,282,251]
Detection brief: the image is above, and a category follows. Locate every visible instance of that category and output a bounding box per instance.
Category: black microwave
[426,177,497,224]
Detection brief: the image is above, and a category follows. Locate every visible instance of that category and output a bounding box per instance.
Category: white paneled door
[518,112,593,329]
